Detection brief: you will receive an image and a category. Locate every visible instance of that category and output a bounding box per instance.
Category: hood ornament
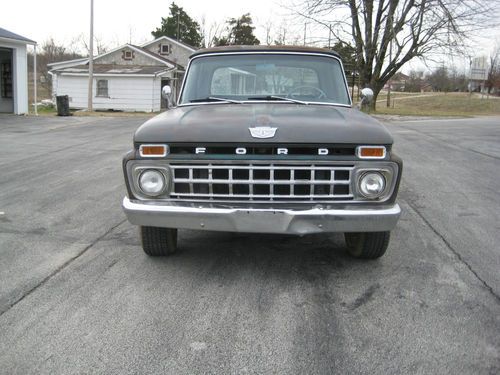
[249,126,278,139]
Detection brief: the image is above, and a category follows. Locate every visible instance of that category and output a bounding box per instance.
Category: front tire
[344,231,390,259]
[140,226,178,256]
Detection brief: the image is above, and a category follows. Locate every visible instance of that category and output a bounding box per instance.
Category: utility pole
[33,43,38,116]
[303,23,307,46]
[87,0,94,112]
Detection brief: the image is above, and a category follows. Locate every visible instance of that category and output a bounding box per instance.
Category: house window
[96,79,108,97]
[160,44,170,55]
[123,50,134,60]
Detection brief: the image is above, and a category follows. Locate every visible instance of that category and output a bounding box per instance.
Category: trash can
[56,95,71,116]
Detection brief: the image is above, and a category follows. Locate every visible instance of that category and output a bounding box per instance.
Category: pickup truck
[122,45,402,259]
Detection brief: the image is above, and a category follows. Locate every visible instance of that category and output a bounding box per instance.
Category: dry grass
[72,110,157,117]
[373,92,500,116]
[29,92,499,118]
[29,106,157,117]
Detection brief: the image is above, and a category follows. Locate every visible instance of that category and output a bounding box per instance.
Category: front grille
[169,162,354,202]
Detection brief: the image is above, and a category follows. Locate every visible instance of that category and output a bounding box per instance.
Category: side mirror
[162,85,174,108]
[161,85,172,99]
[360,87,374,104]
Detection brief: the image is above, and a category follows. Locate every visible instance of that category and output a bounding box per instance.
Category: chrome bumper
[122,197,401,235]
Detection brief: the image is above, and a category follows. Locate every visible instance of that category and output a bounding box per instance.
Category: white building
[49,36,196,112]
[0,27,36,114]
[470,56,488,92]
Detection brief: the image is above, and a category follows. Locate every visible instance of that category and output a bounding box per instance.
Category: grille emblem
[249,127,278,139]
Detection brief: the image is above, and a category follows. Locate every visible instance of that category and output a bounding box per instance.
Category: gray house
[0,27,36,114]
[49,36,196,112]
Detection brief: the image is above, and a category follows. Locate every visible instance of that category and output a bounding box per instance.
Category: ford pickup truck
[122,45,402,259]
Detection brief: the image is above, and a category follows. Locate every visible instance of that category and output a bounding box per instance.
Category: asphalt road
[0,114,499,374]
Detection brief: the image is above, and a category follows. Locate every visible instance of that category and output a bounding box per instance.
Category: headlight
[138,169,166,196]
[358,172,386,198]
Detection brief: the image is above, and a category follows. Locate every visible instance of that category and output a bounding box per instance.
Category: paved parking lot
[0,114,499,374]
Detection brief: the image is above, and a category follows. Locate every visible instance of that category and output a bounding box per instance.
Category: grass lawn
[29,92,499,118]
[373,92,500,116]
[31,106,57,115]
[29,106,157,117]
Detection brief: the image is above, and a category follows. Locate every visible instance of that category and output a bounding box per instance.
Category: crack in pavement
[404,198,500,305]
[0,219,127,317]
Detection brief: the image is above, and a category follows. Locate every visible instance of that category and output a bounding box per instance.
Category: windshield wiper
[246,95,308,105]
[190,96,243,104]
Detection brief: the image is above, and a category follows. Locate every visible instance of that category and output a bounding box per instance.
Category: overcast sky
[2,0,290,48]
[2,0,499,72]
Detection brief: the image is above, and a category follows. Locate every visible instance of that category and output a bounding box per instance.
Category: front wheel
[344,231,390,259]
[140,226,178,256]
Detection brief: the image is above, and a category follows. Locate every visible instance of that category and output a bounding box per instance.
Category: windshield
[179,53,351,106]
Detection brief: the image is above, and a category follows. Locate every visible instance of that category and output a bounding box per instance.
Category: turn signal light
[139,144,168,157]
[356,146,386,159]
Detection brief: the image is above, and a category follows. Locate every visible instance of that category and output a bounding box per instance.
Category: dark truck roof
[190,45,341,59]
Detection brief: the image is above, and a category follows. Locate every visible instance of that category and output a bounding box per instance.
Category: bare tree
[200,17,225,48]
[77,33,109,56]
[270,21,289,45]
[486,41,500,94]
[263,19,274,45]
[292,0,498,108]
[28,38,83,94]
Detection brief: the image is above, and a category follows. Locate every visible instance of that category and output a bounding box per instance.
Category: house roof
[392,72,410,81]
[47,57,89,69]
[130,45,183,69]
[50,43,178,72]
[54,64,174,76]
[49,37,192,73]
[0,27,35,44]
[141,35,197,52]
[91,44,175,67]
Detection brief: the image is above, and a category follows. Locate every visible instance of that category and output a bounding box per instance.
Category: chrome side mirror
[162,85,172,99]
[358,87,374,110]
[162,85,174,108]
[360,87,374,104]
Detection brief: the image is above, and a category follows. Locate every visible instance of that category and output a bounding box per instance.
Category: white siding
[54,75,161,112]
[0,40,28,114]
[50,73,57,100]
[153,76,162,110]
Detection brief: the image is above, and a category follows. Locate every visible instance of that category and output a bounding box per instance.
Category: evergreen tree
[152,2,202,48]
[214,14,260,46]
[329,41,357,73]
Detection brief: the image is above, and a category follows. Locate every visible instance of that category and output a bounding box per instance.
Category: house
[0,27,36,114]
[48,36,196,112]
[384,72,410,92]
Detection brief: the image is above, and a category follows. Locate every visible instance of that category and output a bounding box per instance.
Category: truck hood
[134,103,393,145]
